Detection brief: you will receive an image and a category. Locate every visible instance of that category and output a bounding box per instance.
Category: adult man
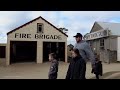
[73,33,96,79]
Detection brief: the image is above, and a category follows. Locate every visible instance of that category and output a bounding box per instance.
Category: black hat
[73,33,83,37]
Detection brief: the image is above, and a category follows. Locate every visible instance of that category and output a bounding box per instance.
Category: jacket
[74,40,95,68]
[48,59,59,79]
[91,61,103,76]
[66,56,86,79]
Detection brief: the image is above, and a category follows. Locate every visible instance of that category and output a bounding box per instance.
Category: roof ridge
[96,21,120,24]
[7,16,68,37]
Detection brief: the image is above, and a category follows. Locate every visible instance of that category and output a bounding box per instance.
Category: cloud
[28,11,60,27]
[1,11,120,44]
[0,31,7,43]
[58,11,120,44]
[0,11,32,43]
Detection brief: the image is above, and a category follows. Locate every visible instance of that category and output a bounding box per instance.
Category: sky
[1,11,120,45]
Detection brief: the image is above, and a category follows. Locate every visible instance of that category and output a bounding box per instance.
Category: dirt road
[0,59,120,79]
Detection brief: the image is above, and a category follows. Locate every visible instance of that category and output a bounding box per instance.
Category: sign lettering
[84,30,110,40]
[15,33,62,40]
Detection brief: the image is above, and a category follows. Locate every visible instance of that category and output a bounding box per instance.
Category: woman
[66,48,86,79]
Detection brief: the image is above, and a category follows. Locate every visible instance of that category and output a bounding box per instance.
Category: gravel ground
[0,59,120,79]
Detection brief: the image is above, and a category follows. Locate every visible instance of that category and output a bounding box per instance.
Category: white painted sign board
[84,30,110,40]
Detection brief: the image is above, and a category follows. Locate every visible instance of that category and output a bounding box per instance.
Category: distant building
[84,21,120,63]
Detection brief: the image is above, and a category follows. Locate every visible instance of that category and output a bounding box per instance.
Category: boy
[48,53,59,79]
[91,53,103,79]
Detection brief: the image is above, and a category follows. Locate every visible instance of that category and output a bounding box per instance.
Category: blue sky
[1,11,120,45]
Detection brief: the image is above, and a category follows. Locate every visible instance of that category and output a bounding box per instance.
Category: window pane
[38,25,42,32]
[100,39,104,47]
[37,23,43,33]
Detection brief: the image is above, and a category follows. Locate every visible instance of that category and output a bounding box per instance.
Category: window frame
[100,38,104,49]
[37,23,44,33]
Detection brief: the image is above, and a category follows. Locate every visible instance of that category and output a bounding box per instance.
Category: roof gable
[97,22,120,30]
[7,16,68,37]
[90,22,103,33]
[90,21,120,36]
[96,22,120,35]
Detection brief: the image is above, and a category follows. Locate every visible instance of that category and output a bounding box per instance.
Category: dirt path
[0,59,120,79]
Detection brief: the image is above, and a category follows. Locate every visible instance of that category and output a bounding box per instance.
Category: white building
[84,21,120,63]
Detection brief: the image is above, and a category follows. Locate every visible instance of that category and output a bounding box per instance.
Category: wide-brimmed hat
[73,33,83,37]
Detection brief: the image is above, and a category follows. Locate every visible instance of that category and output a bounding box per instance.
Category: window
[88,41,93,47]
[37,23,43,33]
[100,39,104,49]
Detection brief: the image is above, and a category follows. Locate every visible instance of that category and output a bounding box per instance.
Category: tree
[59,27,68,34]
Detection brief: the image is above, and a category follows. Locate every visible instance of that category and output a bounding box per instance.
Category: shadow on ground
[90,71,120,79]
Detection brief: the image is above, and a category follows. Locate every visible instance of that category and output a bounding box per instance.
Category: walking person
[91,53,103,79]
[48,53,59,79]
[73,33,96,79]
[66,48,86,79]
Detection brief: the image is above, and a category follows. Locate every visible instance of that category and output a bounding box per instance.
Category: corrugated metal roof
[97,22,120,35]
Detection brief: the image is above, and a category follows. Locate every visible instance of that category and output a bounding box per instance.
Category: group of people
[48,33,103,79]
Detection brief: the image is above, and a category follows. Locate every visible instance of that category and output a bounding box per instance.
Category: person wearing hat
[73,33,96,79]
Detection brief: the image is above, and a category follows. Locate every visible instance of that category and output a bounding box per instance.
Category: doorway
[43,42,65,62]
[10,41,37,64]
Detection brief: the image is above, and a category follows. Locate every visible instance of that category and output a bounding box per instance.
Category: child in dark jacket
[48,53,59,79]
[66,49,86,79]
[91,54,103,79]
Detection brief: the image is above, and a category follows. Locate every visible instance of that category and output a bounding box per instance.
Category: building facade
[0,44,6,59]
[84,22,120,63]
[1,16,68,65]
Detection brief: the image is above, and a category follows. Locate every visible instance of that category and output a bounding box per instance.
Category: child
[48,53,59,79]
[91,53,103,79]
[66,48,86,79]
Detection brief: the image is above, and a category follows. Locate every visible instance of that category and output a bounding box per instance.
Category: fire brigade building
[0,16,68,65]
[84,22,120,63]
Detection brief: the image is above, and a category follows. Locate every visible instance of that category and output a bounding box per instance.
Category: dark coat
[48,59,59,79]
[91,61,103,76]
[66,56,86,79]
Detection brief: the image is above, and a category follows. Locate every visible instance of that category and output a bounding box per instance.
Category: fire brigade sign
[15,33,62,40]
